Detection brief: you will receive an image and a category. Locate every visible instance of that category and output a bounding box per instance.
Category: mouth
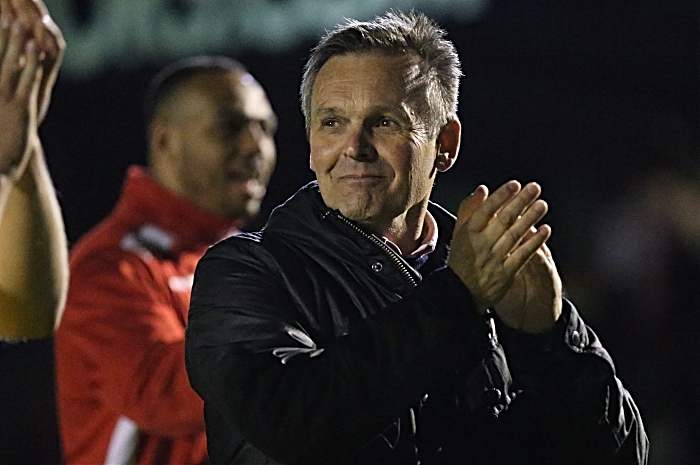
[226,172,267,199]
[336,174,386,180]
[335,174,387,186]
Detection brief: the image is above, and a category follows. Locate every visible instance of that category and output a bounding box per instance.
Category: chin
[232,198,262,220]
[337,200,382,224]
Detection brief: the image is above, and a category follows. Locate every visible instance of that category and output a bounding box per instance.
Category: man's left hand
[494,227,562,334]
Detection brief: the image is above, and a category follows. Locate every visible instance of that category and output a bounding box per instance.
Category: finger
[540,240,553,260]
[503,224,551,276]
[468,180,521,231]
[21,4,63,121]
[32,10,63,62]
[484,181,541,239]
[491,197,548,258]
[8,0,45,27]
[0,21,24,94]
[8,0,57,56]
[0,0,16,19]
[455,185,488,229]
[27,1,59,54]
[15,38,38,101]
[517,226,555,267]
[0,17,10,64]
[531,230,555,266]
[0,0,14,82]
[518,226,538,244]
[36,17,63,120]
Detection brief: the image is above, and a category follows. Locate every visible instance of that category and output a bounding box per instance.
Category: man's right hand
[446,181,550,313]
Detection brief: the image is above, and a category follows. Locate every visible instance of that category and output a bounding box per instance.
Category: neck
[149,157,216,218]
[149,155,183,198]
[362,200,429,256]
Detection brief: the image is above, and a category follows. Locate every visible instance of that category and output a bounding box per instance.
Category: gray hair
[300,10,462,137]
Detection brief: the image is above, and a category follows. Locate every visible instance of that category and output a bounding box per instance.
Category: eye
[259,118,278,137]
[321,118,339,128]
[215,116,246,137]
[374,118,399,130]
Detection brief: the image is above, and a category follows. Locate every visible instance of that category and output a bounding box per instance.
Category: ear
[149,120,183,166]
[149,122,173,157]
[434,118,461,172]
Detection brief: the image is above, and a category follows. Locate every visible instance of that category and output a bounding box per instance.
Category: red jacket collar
[113,166,240,253]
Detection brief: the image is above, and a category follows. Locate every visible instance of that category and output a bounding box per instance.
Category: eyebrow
[314,107,342,118]
[217,108,277,123]
[314,105,411,122]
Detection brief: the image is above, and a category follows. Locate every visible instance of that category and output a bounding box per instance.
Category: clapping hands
[447,180,562,334]
[0,0,63,178]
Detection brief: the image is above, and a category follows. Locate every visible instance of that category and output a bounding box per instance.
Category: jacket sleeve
[493,299,649,464]
[185,237,486,464]
[60,250,204,436]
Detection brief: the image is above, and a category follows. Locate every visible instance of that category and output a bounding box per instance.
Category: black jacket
[185,182,648,465]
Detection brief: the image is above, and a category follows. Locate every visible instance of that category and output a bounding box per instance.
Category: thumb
[455,185,488,228]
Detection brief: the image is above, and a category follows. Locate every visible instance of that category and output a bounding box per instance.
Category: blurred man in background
[54,53,278,464]
[0,0,67,463]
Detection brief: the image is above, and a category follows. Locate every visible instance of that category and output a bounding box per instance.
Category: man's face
[309,52,439,231]
[170,71,277,220]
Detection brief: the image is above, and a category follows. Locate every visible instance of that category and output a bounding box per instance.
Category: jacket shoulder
[195,231,287,282]
[201,231,265,261]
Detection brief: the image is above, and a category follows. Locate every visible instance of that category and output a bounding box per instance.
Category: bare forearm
[0,137,68,340]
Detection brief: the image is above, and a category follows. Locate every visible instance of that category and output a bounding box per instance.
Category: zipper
[327,210,418,288]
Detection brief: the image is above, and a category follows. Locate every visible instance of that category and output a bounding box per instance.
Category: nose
[238,120,270,155]
[343,125,376,162]
[229,120,276,174]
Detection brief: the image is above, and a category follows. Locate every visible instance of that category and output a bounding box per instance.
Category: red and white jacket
[56,166,238,465]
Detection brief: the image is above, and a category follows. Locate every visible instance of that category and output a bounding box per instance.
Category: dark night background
[35,0,699,462]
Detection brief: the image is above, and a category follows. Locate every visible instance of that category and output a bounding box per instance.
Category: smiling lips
[335,173,386,181]
[227,172,266,199]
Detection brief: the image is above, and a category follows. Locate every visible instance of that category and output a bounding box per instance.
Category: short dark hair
[300,10,462,136]
[143,55,246,128]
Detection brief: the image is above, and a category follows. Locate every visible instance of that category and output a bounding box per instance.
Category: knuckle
[503,227,519,247]
[503,208,520,225]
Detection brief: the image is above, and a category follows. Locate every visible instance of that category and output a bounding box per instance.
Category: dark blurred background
[40,0,698,462]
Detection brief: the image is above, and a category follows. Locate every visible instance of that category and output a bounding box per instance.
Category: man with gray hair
[186,11,648,464]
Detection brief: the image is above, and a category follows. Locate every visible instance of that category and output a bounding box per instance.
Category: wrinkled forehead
[311,51,428,118]
[316,50,421,87]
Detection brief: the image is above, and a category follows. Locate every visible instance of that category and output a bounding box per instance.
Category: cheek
[309,136,334,174]
[260,138,277,171]
[183,145,226,182]
[410,152,438,196]
[381,141,417,178]
[309,151,327,174]
[385,143,435,198]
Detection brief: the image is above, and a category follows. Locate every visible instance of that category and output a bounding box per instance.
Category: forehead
[174,71,274,122]
[311,52,421,113]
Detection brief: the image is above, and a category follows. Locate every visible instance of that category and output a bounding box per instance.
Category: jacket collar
[265,181,455,274]
[113,166,240,253]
